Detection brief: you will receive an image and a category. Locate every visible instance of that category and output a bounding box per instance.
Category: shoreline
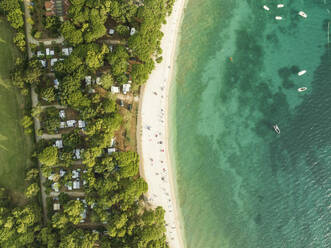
[137,0,187,247]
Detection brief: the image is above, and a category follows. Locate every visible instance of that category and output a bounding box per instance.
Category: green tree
[25,183,40,198]
[41,87,56,102]
[21,115,34,134]
[100,74,114,89]
[38,146,58,167]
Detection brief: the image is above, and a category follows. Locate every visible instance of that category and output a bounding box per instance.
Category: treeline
[0,0,175,247]
[0,0,26,51]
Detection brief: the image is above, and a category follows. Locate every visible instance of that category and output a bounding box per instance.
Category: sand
[137,0,186,247]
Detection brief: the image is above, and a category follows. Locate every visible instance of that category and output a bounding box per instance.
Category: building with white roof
[96,77,101,85]
[108,29,115,35]
[66,120,76,127]
[111,86,120,94]
[52,182,59,192]
[78,120,86,128]
[73,180,80,189]
[130,27,136,36]
[53,203,60,211]
[55,140,63,149]
[62,48,69,56]
[66,181,73,190]
[53,79,59,89]
[50,58,58,67]
[85,76,92,85]
[39,60,47,67]
[74,149,81,159]
[60,122,66,129]
[60,169,66,177]
[59,110,65,119]
[107,148,116,155]
[122,84,131,94]
[72,169,79,179]
[48,173,55,181]
[37,51,44,57]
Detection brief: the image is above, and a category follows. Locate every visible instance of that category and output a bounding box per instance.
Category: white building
[55,140,63,149]
[59,110,66,119]
[74,149,81,159]
[130,27,136,36]
[72,169,79,179]
[60,122,66,129]
[78,120,86,128]
[85,76,92,85]
[111,86,120,94]
[122,84,131,94]
[37,51,44,57]
[60,169,66,177]
[52,182,59,192]
[66,182,73,191]
[73,180,80,189]
[108,29,115,35]
[67,120,76,127]
[107,148,116,155]
[50,58,58,67]
[39,60,47,68]
[54,79,59,89]
[53,203,60,211]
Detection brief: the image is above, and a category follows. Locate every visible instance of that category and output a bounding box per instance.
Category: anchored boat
[297,87,307,92]
[273,125,280,134]
[263,5,270,11]
[275,16,283,20]
[298,70,307,76]
[299,11,307,18]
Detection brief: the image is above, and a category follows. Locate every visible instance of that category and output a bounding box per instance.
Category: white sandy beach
[138,0,186,247]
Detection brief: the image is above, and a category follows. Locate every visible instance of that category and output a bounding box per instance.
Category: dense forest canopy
[0,0,175,246]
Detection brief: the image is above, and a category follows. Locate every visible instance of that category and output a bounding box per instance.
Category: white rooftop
[78,120,86,128]
[39,60,47,67]
[109,29,115,35]
[122,84,131,94]
[73,180,80,189]
[108,148,116,155]
[55,140,63,149]
[54,79,59,89]
[53,203,60,211]
[50,58,58,66]
[59,110,65,119]
[60,122,66,129]
[85,76,92,85]
[130,27,136,36]
[111,86,120,94]
[67,120,76,127]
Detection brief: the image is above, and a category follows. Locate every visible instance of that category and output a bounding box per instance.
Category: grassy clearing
[0,18,34,197]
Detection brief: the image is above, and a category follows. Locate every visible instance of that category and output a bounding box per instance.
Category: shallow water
[170,0,331,247]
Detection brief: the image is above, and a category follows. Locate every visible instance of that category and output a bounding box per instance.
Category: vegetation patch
[0,18,34,194]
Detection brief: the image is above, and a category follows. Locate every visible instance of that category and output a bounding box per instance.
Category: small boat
[275,16,283,20]
[263,5,270,11]
[299,11,307,18]
[273,125,280,134]
[298,70,307,76]
[297,87,307,92]
[277,4,284,8]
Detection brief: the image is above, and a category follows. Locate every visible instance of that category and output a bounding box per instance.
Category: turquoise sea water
[170,0,331,247]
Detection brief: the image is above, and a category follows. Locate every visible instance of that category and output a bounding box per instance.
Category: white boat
[273,125,280,134]
[297,87,307,92]
[263,5,270,11]
[299,11,307,18]
[275,16,283,20]
[298,70,307,76]
[277,4,284,8]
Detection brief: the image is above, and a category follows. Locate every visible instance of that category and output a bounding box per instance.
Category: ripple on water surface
[171,0,331,247]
